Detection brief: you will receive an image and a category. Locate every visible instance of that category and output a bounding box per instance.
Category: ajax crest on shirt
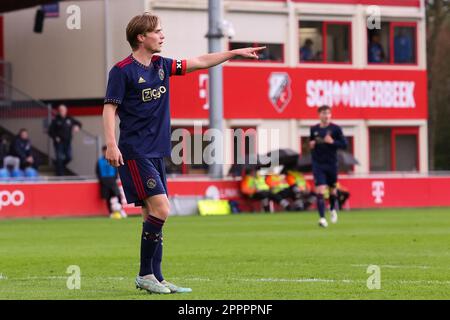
[158,68,165,81]
[147,178,157,189]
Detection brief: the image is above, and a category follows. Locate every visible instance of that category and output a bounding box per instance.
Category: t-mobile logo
[371,181,385,204]
[199,74,209,110]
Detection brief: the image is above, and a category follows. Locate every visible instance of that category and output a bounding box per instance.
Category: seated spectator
[9,166,24,178]
[0,158,36,179]
[9,129,36,170]
[300,39,314,61]
[0,135,9,168]
[240,168,272,213]
[3,155,20,171]
[368,33,386,63]
[24,163,39,179]
[285,169,315,211]
[0,167,9,179]
[265,172,293,211]
[1,156,22,179]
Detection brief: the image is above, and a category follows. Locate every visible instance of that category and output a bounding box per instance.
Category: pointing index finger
[253,46,267,51]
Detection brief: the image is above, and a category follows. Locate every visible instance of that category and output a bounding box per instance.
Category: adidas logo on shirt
[138,77,146,84]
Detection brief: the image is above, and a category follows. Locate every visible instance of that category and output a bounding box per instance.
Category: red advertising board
[170,67,428,120]
[0,182,105,218]
[1,176,449,219]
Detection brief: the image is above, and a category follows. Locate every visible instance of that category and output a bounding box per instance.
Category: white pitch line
[234,278,354,283]
[6,276,450,286]
[351,264,431,269]
[395,280,450,285]
[11,276,129,281]
[25,276,67,280]
[171,277,211,282]
[176,277,450,285]
[233,278,450,285]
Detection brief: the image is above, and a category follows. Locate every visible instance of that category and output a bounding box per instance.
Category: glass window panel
[394,26,416,64]
[299,21,323,62]
[326,24,350,63]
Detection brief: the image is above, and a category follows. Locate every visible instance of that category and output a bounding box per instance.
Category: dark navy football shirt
[309,123,347,166]
[104,54,186,160]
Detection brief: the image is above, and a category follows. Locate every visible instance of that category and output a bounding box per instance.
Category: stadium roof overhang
[0,0,62,14]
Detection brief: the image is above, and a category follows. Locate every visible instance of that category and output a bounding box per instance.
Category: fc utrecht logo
[371,181,385,204]
[268,72,292,113]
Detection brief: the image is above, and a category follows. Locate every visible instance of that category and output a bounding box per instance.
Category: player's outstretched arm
[186,46,266,73]
[103,103,124,167]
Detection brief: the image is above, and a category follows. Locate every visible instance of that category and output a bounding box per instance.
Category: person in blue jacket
[96,145,123,215]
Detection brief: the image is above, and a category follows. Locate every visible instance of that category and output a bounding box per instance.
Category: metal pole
[96,135,102,159]
[206,0,224,179]
[47,103,52,167]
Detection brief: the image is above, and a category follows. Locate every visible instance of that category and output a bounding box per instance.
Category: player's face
[319,109,332,124]
[142,23,165,53]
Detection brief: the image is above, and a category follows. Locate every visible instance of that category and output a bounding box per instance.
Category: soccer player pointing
[309,105,347,228]
[103,13,265,294]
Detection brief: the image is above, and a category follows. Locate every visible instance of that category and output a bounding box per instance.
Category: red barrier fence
[0,176,449,218]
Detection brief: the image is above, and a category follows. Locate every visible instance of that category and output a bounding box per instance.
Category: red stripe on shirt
[116,56,132,69]
[181,59,187,75]
[171,60,176,75]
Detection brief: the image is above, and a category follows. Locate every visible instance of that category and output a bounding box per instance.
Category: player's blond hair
[126,12,160,50]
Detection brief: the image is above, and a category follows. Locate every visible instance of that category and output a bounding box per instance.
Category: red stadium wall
[0,176,449,218]
[169,68,428,120]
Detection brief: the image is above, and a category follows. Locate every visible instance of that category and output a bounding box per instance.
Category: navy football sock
[139,215,165,277]
[330,194,338,211]
[317,194,326,218]
[152,236,164,282]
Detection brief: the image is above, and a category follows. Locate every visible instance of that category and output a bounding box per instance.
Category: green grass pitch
[0,208,449,300]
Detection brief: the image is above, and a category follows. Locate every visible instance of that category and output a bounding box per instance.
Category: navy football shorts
[118,158,168,207]
[312,164,338,188]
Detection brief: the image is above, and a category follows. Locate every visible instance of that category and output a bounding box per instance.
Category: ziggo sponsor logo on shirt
[142,86,167,102]
[0,190,25,210]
